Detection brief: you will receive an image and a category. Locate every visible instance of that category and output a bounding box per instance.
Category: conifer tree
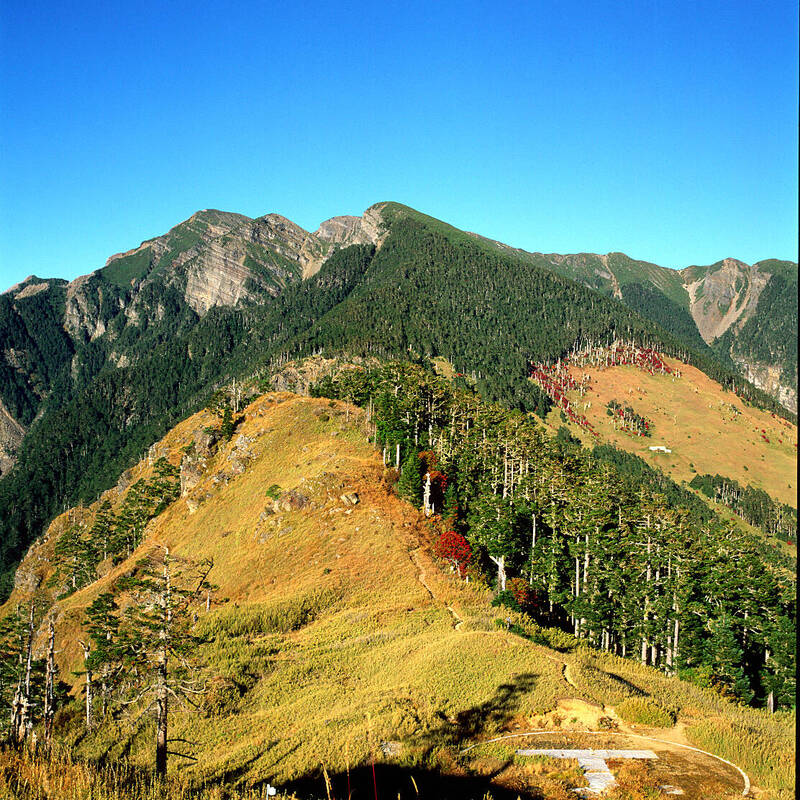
[114,547,214,777]
[397,450,423,506]
[84,592,123,719]
[707,616,754,704]
[220,406,235,441]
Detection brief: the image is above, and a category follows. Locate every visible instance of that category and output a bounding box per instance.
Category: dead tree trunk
[79,641,93,731]
[489,554,507,592]
[44,621,56,745]
[528,514,537,586]
[155,548,172,778]
[15,603,36,743]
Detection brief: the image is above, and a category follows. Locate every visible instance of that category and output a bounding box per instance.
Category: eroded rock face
[682,258,770,344]
[180,427,220,496]
[733,358,797,414]
[0,398,25,476]
[275,489,310,512]
[227,433,255,475]
[315,215,377,247]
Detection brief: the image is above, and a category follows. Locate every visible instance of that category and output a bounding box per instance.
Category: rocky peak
[680,258,768,343]
[315,215,373,246]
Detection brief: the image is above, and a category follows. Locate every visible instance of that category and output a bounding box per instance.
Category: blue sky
[1,0,797,290]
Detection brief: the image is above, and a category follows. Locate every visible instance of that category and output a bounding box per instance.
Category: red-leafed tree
[435,531,472,577]
[507,577,542,614]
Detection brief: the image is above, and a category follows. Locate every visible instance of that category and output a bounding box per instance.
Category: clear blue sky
[1,0,797,290]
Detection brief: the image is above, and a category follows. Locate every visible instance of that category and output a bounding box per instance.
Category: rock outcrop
[733,358,797,415]
[681,258,770,344]
[0,399,25,476]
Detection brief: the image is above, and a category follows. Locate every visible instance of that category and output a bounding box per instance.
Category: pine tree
[115,547,214,777]
[397,450,423,506]
[220,406,234,441]
[84,592,123,719]
[707,616,754,704]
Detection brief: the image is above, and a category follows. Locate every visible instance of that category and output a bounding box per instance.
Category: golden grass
[550,357,797,508]
[4,391,795,798]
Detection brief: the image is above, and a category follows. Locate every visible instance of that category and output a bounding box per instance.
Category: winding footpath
[409,547,463,630]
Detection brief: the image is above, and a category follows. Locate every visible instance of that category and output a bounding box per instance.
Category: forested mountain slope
[471,237,798,412]
[1,380,794,798]
[0,202,792,598]
[0,208,378,476]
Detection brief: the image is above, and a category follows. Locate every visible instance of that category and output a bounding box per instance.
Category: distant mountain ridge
[0,203,795,478]
[0,200,795,597]
[467,237,797,412]
[0,206,388,474]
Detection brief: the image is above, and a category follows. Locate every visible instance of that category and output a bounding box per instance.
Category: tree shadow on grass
[284,762,538,800]
[421,671,539,749]
[284,673,542,800]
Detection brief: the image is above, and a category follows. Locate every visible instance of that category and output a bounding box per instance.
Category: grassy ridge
[4,391,793,798]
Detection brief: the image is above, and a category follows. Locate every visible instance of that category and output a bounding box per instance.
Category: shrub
[616,697,676,727]
[434,530,471,576]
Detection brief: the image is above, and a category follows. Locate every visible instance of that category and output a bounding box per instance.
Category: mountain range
[0,201,796,799]
[0,202,796,595]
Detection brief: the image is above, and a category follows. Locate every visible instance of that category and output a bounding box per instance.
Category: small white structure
[649,445,672,453]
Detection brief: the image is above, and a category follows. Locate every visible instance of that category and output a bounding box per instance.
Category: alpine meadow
[0,198,795,800]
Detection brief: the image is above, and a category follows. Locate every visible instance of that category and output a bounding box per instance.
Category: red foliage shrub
[435,531,472,577]
[507,577,541,612]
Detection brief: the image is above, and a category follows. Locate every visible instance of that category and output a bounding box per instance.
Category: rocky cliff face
[102,210,322,316]
[732,358,796,414]
[681,258,769,343]
[0,399,24,476]
[680,259,797,413]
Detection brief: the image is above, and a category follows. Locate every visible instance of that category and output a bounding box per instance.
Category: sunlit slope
[5,392,794,797]
[551,356,797,508]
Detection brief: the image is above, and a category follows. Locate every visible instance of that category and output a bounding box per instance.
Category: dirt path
[530,645,580,693]
[461,730,750,798]
[409,547,463,630]
[562,661,579,691]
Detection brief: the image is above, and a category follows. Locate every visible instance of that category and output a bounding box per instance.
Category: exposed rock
[0,398,25,476]
[681,258,770,344]
[193,426,220,456]
[275,490,310,512]
[13,281,50,300]
[340,492,359,506]
[13,565,41,593]
[733,358,797,414]
[309,204,389,278]
[148,443,169,464]
[315,215,377,247]
[63,273,119,342]
[181,456,206,497]
[181,429,219,496]
[227,433,255,475]
[116,469,134,493]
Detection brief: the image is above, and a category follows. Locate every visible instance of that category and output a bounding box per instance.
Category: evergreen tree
[707,616,754,704]
[220,406,235,441]
[84,592,123,719]
[397,450,423,506]
[115,547,214,777]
